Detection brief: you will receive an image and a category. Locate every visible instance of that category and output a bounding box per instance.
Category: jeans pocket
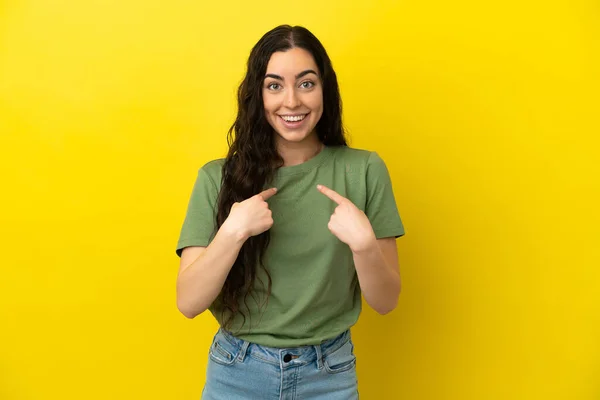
[324,337,356,374]
[208,331,239,366]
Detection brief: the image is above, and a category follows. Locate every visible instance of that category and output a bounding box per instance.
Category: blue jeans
[201,328,359,399]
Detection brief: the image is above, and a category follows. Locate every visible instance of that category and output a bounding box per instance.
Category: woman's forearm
[352,239,401,315]
[176,222,247,318]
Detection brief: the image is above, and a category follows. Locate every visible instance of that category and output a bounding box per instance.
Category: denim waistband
[216,328,352,368]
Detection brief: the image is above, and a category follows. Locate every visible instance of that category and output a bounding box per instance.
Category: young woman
[176,25,405,399]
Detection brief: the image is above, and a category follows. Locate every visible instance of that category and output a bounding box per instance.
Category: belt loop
[237,340,250,362]
[314,344,324,370]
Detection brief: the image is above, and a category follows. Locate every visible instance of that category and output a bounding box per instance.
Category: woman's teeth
[281,114,306,122]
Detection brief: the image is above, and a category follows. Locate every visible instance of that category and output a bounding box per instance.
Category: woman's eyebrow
[295,69,318,79]
[264,69,318,81]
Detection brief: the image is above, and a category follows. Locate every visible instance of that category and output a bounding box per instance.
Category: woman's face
[262,47,324,146]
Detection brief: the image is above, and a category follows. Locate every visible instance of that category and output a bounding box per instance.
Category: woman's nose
[284,88,300,108]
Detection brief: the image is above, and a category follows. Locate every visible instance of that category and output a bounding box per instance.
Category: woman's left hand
[317,184,377,253]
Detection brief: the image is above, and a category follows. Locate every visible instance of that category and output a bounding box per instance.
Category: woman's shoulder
[201,157,226,170]
[329,145,383,166]
[197,157,225,182]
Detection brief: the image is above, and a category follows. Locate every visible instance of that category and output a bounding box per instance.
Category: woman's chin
[275,130,313,143]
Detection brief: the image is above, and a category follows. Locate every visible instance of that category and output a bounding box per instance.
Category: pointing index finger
[257,187,277,201]
[317,184,346,205]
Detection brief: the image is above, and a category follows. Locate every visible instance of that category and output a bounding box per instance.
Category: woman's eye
[300,81,314,89]
[268,83,281,90]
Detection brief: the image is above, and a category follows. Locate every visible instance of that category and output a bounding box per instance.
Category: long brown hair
[215,25,347,331]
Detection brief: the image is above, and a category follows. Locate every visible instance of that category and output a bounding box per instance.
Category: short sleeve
[175,166,220,257]
[365,152,405,239]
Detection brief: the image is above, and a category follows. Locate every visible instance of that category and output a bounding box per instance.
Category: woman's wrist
[221,219,249,244]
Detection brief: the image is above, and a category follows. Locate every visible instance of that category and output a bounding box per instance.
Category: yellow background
[1,0,599,399]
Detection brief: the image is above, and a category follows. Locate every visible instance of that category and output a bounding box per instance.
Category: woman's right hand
[223,188,277,241]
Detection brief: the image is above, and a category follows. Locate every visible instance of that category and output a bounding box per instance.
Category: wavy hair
[215,25,347,332]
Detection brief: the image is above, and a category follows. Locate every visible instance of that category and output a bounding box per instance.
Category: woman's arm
[176,223,246,319]
[351,237,401,315]
[176,187,277,319]
[316,184,402,315]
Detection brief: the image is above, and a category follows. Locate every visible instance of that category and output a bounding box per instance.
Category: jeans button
[283,354,292,362]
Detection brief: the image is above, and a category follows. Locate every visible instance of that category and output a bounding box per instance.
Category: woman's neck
[277,136,324,167]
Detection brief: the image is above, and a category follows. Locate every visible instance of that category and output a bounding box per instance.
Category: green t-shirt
[176,145,405,347]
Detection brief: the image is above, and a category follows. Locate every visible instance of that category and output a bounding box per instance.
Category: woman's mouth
[279,113,309,128]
